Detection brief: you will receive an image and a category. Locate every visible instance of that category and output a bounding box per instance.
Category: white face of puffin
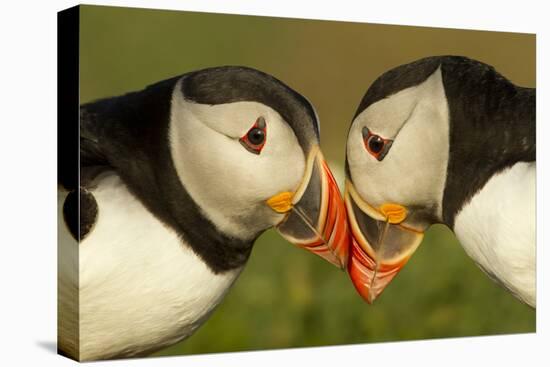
[170,80,349,268]
[345,67,450,302]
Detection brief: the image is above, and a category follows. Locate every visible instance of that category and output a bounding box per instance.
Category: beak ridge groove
[275,150,350,269]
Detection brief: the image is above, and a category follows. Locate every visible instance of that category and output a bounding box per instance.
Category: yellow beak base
[267,191,294,213]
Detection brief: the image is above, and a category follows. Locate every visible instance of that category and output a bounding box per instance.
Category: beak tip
[339,251,350,270]
[350,279,380,305]
[367,291,382,304]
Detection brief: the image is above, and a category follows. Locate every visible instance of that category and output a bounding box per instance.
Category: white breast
[453,162,535,307]
[59,172,242,360]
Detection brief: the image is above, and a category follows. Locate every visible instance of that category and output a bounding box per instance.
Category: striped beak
[344,181,424,303]
[269,146,350,269]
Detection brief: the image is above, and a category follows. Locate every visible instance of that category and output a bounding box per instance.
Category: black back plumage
[438,57,535,227]
[68,66,320,273]
[351,56,535,227]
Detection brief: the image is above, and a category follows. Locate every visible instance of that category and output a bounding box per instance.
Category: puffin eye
[247,128,265,145]
[367,135,384,153]
[362,127,393,161]
[240,116,267,154]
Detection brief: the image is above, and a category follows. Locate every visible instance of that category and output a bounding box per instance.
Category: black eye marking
[240,116,267,154]
[256,116,266,129]
[362,127,393,161]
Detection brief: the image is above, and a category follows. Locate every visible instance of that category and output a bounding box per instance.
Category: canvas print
[57,5,536,362]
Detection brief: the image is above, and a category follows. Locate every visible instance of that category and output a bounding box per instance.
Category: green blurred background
[79,5,536,357]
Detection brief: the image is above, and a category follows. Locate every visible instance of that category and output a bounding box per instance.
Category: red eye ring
[240,116,267,155]
[362,127,393,161]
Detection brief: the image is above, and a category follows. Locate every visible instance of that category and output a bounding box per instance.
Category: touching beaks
[344,181,424,303]
[267,146,350,270]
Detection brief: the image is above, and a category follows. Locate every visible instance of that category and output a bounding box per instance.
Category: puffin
[344,56,535,307]
[58,66,350,361]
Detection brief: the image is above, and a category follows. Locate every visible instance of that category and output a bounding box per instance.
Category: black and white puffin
[58,66,350,360]
[344,56,535,307]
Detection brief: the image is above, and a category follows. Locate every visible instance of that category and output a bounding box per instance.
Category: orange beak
[270,147,350,269]
[345,181,424,303]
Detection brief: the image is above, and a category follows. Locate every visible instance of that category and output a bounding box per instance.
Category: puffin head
[170,66,349,268]
[345,57,451,302]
